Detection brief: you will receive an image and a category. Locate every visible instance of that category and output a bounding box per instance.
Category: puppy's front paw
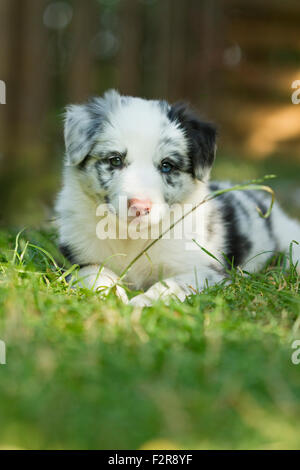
[73,266,129,304]
[129,293,153,307]
[129,280,189,308]
[101,284,129,304]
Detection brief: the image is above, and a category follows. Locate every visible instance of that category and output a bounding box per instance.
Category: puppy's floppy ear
[64,90,121,166]
[168,102,217,180]
[64,104,99,166]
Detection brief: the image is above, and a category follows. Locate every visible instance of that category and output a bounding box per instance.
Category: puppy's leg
[72,265,128,303]
[129,267,224,307]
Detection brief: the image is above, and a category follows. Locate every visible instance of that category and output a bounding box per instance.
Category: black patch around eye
[169,153,185,168]
[78,154,91,171]
[163,169,183,188]
[165,173,176,187]
[95,160,111,190]
[160,150,190,173]
[96,158,111,169]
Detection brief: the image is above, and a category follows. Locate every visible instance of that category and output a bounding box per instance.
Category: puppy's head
[64,89,216,224]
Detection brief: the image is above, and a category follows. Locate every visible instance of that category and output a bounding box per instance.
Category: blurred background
[0,0,300,226]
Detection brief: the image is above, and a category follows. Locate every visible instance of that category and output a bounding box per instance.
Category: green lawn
[0,225,299,450]
[0,156,300,449]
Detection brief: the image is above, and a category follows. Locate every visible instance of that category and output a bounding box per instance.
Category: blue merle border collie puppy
[55,90,300,306]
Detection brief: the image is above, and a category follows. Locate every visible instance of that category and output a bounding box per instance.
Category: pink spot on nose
[128,198,152,217]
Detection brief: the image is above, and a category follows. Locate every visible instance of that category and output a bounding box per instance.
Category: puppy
[55,90,300,306]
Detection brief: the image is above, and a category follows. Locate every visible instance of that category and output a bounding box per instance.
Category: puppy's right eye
[109,155,123,168]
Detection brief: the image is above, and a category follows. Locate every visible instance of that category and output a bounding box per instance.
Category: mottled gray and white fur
[55,90,300,306]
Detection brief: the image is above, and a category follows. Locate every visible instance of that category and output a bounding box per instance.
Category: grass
[0,225,300,450]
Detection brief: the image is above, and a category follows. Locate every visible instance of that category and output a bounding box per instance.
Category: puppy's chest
[99,238,186,290]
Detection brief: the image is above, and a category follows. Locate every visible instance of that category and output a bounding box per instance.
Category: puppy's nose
[128,198,152,217]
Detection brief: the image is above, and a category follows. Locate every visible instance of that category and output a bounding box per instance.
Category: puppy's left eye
[109,155,123,168]
[161,160,174,174]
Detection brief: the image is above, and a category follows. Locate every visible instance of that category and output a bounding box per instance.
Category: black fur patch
[164,172,179,187]
[209,182,219,192]
[167,102,217,180]
[59,244,77,265]
[78,154,91,171]
[168,152,186,168]
[243,190,273,237]
[95,160,112,190]
[219,193,252,267]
